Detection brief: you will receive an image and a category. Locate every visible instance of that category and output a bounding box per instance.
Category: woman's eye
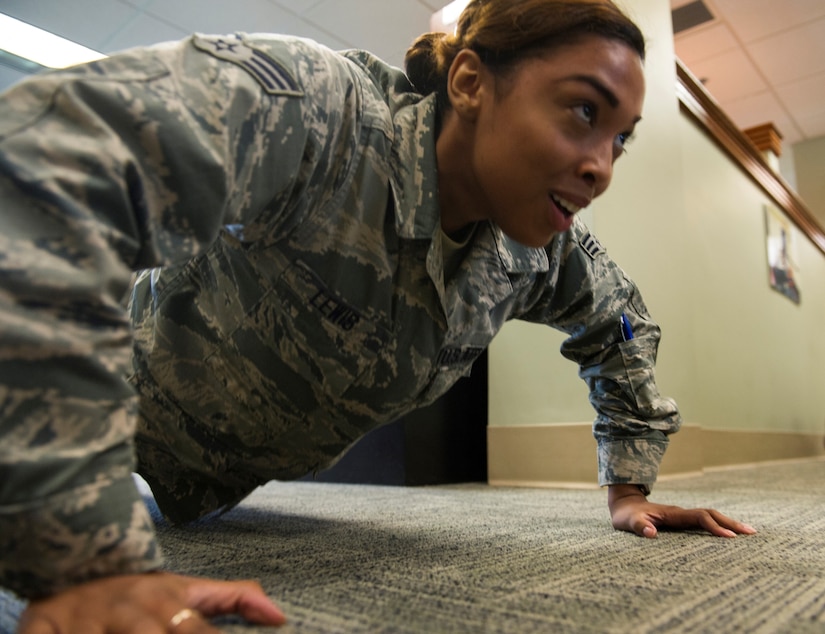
[614,131,636,154]
[573,103,596,125]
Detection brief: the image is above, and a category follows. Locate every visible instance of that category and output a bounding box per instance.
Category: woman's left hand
[608,484,757,538]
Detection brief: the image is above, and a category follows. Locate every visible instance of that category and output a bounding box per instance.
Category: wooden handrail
[675,59,825,257]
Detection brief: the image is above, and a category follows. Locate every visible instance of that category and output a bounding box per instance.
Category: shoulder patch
[579,232,606,259]
[192,34,303,96]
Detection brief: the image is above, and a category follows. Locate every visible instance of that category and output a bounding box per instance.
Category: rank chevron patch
[579,232,606,259]
[193,34,303,96]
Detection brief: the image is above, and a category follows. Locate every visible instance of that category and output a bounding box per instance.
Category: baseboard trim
[488,479,600,490]
[487,424,825,487]
[702,454,825,473]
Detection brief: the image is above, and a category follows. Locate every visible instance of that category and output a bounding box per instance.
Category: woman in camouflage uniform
[1,0,755,630]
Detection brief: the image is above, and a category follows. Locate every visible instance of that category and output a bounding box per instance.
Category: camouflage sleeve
[0,34,360,598]
[521,219,682,494]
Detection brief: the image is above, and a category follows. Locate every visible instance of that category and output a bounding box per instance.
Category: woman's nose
[578,140,615,196]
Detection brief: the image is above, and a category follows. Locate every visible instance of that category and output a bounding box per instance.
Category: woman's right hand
[17,571,287,633]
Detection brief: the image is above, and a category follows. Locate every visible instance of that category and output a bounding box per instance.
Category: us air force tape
[192,34,304,96]
[579,232,606,259]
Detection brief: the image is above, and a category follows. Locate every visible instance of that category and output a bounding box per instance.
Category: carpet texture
[2,459,824,633]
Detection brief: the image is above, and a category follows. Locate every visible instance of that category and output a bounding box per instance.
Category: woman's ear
[446,49,485,121]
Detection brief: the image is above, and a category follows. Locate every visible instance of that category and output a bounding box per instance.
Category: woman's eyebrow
[562,74,643,125]
[565,74,620,108]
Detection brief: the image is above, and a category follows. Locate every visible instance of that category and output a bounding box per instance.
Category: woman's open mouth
[548,193,582,232]
[550,193,582,218]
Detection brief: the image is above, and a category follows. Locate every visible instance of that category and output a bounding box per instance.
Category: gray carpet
[3,459,824,633]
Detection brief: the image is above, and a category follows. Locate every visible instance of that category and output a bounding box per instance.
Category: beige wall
[490,0,693,428]
[676,116,825,434]
[792,135,825,229]
[488,0,825,472]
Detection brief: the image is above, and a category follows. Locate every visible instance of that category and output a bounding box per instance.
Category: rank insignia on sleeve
[580,232,606,259]
[193,34,304,96]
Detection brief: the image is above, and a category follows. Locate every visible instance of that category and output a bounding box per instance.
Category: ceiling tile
[303,0,431,66]
[674,22,738,65]
[99,13,189,52]
[115,0,348,54]
[777,72,825,120]
[271,0,327,16]
[144,0,301,38]
[417,0,442,10]
[722,90,802,145]
[776,72,825,144]
[268,23,350,52]
[687,47,767,104]
[711,0,825,43]
[796,111,825,140]
[746,16,825,87]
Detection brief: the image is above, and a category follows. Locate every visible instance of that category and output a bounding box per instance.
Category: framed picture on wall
[764,204,800,304]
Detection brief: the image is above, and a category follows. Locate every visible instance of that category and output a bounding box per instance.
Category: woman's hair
[404,0,645,103]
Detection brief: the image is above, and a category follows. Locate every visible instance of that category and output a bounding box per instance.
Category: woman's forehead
[506,38,646,115]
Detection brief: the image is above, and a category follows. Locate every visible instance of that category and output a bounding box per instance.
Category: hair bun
[404,32,447,96]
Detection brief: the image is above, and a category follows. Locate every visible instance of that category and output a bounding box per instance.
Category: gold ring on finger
[169,608,199,629]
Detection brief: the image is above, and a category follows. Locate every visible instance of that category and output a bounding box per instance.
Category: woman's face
[443,36,645,247]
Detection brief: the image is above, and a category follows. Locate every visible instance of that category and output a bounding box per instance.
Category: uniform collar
[491,227,550,273]
[389,93,442,241]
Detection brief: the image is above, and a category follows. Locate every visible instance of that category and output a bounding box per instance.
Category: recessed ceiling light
[440,0,470,27]
[0,13,106,69]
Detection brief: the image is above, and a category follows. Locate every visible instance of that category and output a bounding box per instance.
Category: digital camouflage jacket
[0,33,681,599]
